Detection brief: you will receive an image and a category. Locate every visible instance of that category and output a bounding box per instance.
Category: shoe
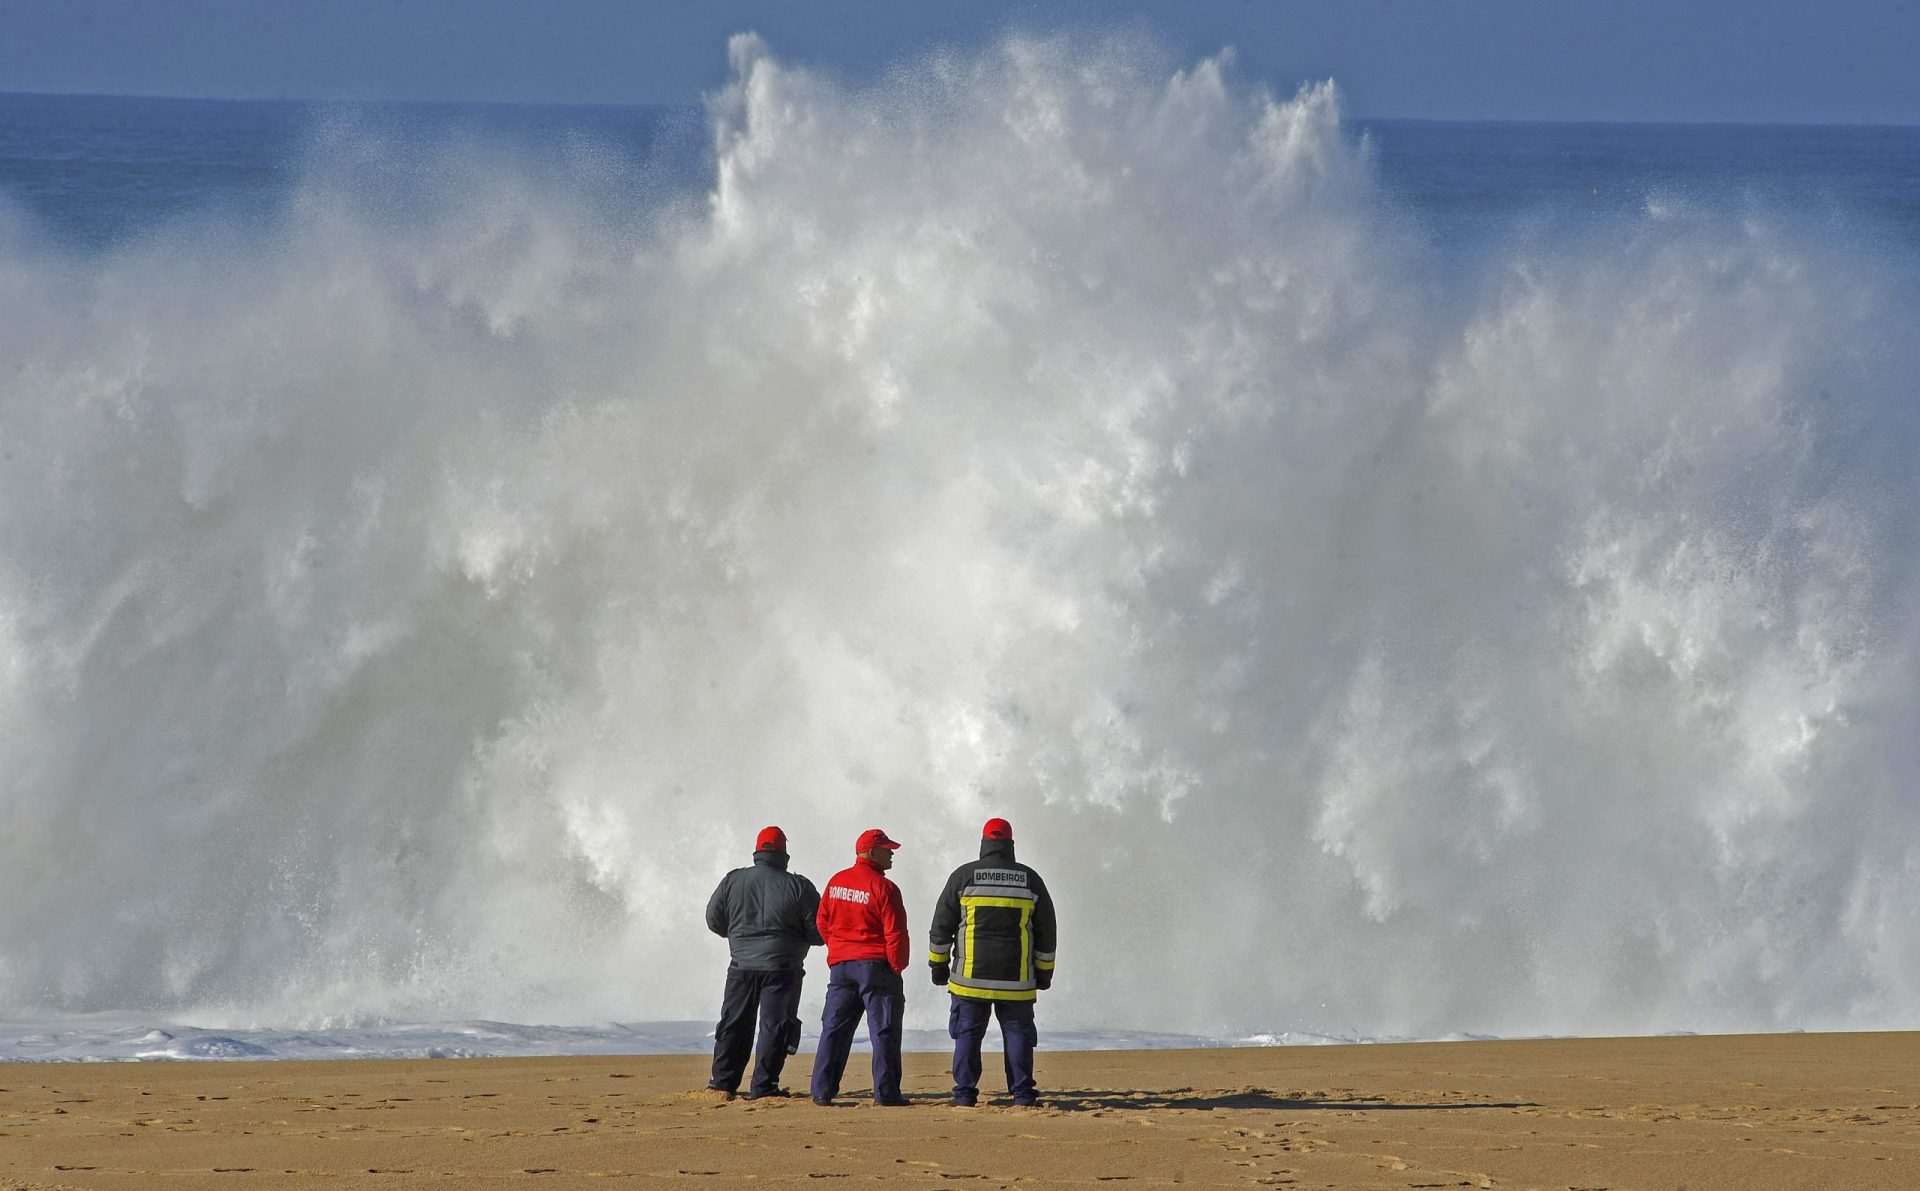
[949,1096,978,1108]
[744,1087,792,1101]
[810,1095,834,1106]
[874,1096,912,1107]
[1010,1097,1040,1108]
[702,1084,737,1101]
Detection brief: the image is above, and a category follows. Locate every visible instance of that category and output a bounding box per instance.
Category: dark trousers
[809,960,905,1103]
[710,965,803,1095]
[948,994,1037,1104]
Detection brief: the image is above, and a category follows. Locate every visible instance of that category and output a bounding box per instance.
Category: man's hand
[930,962,949,986]
[1035,968,1052,991]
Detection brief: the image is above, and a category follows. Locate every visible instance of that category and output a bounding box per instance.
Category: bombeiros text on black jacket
[928,838,1056,1001]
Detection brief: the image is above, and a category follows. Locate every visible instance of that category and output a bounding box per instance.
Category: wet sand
[1,1031,1914,1188]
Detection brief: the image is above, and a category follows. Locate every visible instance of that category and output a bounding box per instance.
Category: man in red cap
[809,828,911,1106]
[929,817,1057,1106]
[704,825,823,1099]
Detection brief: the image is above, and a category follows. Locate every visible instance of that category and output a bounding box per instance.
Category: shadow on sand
[1031,1088,1539,1113]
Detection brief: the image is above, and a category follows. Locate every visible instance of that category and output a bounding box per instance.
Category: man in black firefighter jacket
[928,817,1057,1107]
[705,825,823,1099]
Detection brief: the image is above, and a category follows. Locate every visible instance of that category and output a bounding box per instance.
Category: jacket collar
[753,850,789,870]
[978,838,1016,863]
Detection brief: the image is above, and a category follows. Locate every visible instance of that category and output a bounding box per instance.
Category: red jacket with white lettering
[816,856,910,971]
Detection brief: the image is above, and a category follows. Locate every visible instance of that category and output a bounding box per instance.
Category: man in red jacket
[809,828,910,1106]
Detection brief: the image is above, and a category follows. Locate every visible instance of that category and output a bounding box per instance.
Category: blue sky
[2,0,1916,124]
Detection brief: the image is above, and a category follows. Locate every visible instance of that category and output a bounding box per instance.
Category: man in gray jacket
[705,825,824,1099]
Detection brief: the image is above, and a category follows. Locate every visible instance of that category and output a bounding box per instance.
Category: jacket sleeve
[799,879,824,947]
[882,880,910,972]
[705,873,732,938]
[928,867,961,966]
[1031,870,1057,974]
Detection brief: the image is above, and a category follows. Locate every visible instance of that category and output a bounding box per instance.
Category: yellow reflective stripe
[1020,904,1032,981]
[1035,958,1055,971]
[927,949,950,964]
[949,983,1038,1002]
[960,895,1036,982]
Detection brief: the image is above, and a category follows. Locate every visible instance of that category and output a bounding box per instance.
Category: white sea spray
[0,33,1916,1042]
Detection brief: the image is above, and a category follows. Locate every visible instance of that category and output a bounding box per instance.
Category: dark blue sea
[2,59,1919,1059]
[4,91,1918,254]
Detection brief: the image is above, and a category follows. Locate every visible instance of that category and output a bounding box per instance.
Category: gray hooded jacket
[706,851,825,970]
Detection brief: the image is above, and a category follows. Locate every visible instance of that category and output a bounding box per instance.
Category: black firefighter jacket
[706,851,824,970]
[929,839,1056,1001]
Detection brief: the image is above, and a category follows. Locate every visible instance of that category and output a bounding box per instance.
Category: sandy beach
[0,1031,1913,1188]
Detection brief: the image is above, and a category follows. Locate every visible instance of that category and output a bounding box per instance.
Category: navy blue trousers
[710,965,803,1096]
[948,994,1037,1104]
[810,960,905,1103]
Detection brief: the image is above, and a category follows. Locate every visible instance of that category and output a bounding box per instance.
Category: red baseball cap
[982,817,1013,840]
[855,828,901,853]
[755,825,787,852]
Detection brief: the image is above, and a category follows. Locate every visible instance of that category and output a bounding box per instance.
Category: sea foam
[1,34,1916,1045]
